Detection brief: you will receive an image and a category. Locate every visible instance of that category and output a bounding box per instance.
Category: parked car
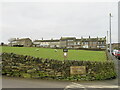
[112,49,118,56]
[113,50,120,59]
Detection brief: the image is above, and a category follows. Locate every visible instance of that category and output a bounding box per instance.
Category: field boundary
[1,52,116,81]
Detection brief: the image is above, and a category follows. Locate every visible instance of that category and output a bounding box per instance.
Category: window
[93,42,97,44]
[68,40,73,41]
[82,42,84,44]
[85,42,88,45]
[76,42,80,45]
[68,43,74,45]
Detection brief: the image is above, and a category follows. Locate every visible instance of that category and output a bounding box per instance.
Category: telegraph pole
[107,30,109,50]
[109,13,112,55]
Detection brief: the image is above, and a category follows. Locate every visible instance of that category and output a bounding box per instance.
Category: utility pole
[109,13,112,55]
[107,30,109,50]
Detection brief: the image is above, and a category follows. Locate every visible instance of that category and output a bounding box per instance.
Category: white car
[112,50,120,59]
[112,49,118,56]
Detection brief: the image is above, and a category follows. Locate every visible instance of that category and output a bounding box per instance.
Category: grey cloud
[1,2,118,43]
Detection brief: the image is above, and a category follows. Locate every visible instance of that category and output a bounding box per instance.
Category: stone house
[33,40,42,47]
[33,36,106,49]
[33,39,60,48]
[97,37,106,49]
[74,39,82,48]
[49,40,60,48]
[108,43,120,49]
[40,40,51,47]
[60,37,76,48]
[9,38,32,47]
[80,37,106,49]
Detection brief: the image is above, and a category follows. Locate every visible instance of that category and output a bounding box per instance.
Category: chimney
[89,36,90,38]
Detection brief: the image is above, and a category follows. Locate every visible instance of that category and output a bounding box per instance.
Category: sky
[0,0,118,44]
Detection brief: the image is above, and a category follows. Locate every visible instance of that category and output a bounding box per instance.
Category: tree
[1,42,4,46]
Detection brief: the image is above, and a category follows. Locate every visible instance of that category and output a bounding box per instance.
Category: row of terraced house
[33,36,106,49]
[9,36,106,49]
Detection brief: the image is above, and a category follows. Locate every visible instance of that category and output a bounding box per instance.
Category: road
[2,76,71,88]
[2,76,119,90]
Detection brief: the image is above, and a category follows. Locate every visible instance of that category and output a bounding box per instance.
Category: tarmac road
[2,76,119,89]
[2,76,71,88]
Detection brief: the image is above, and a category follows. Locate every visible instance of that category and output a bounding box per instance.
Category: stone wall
[1,53,116,81]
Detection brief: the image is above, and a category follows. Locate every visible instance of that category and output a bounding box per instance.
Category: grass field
[1,46,107,61]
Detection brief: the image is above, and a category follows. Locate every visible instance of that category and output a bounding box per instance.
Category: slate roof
[33,37,106,42]
[16,38,32,41]
[34,40,59,42]
[60,37,76,40]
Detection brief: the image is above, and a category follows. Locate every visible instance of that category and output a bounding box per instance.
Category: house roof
[98,38,106,40]
[76,39,81,41]
[50,40,59,42]
[34,39,59,42]
[34,40,42,42]
[108,43,120,45]
[60,37,76,40]
[41,40,53,42]
[76,38,106,41]
[17,38,31,41]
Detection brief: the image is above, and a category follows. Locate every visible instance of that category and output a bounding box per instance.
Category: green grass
[1,46,107,61]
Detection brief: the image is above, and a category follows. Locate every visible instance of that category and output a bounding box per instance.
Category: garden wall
[1,53,116,81]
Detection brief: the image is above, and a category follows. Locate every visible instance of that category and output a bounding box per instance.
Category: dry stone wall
[1,53,116,81]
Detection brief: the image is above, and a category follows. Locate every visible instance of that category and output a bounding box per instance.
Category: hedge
[1,52,117,81]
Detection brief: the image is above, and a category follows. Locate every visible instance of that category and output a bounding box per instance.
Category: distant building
[9,38,32,47]
[33,40,42,47]
[49,40,60,48]
[33,40,51,47]
[33,39,60,48]
[108,43,120,50]
[40,40,51,47]
[33,36,106,49]
[60,37,76,48]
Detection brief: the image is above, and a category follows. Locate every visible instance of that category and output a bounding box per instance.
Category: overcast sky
[0,1,118,43]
